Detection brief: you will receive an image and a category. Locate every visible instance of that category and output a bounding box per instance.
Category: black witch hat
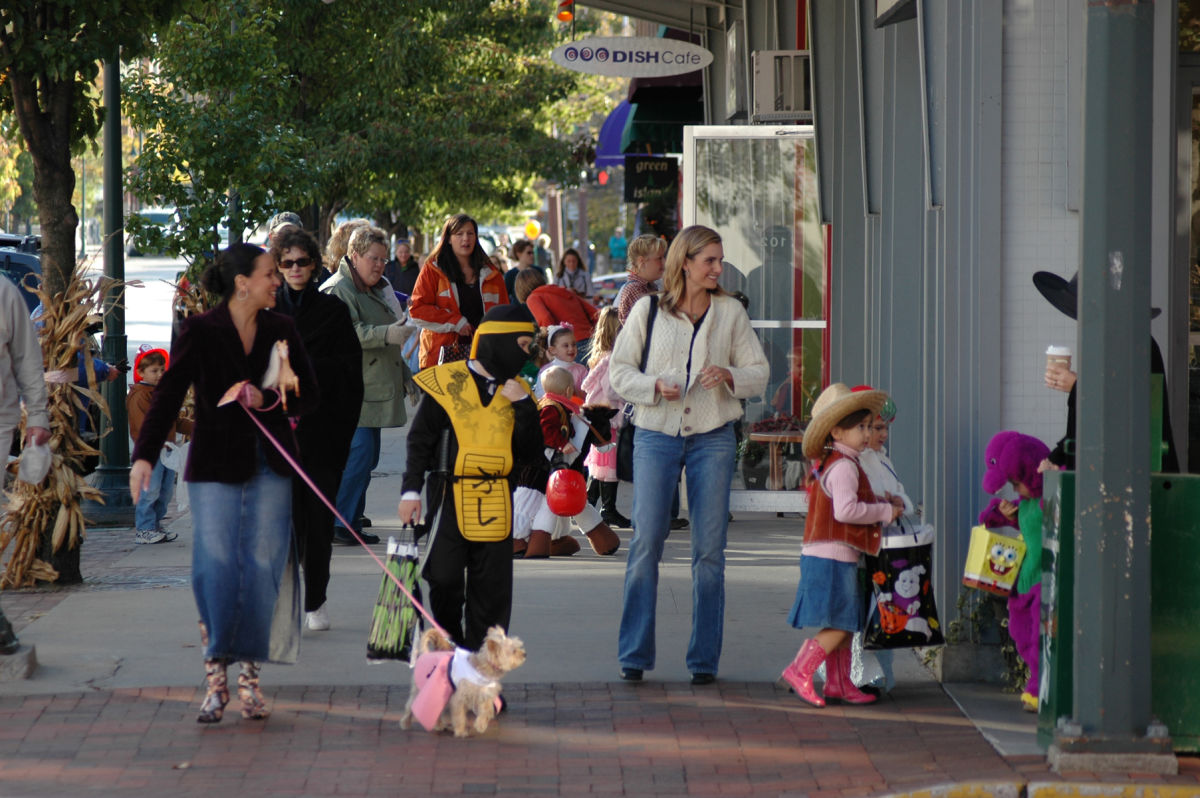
[1032,271,1161,321]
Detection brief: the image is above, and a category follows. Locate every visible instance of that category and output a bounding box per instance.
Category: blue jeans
[618,423,736,675]
[135,459,175,532]
[190,454,292,662]
[334,427,381,530]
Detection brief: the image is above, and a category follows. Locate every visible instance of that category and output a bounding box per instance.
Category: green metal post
[85,52,133,524]
[1049,0,1174,772]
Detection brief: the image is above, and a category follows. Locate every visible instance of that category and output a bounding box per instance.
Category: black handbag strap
[638,295,658,372]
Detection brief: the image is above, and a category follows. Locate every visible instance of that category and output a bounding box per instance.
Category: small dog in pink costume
[981,431,1050,712]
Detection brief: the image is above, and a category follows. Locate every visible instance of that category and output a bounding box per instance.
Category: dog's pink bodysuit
[409,648,504,732]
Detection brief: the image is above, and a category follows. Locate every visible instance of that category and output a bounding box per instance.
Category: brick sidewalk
[2,677,1196,797]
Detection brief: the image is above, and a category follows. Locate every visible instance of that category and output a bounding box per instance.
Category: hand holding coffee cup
[1045,345,1075,393]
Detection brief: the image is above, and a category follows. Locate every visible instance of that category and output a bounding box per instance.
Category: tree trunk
[30,157,78,299]
[6,70,78,299]
[36,503,83,586]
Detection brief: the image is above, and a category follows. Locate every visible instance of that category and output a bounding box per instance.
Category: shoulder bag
[615,296,658,482]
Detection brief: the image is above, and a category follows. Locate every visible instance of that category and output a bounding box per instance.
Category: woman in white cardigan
[609,225,769,685]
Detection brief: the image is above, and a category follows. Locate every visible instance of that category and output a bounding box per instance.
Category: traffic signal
[557,1,574,22]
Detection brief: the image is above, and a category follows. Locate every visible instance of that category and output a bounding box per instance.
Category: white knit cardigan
[609,293,769,437]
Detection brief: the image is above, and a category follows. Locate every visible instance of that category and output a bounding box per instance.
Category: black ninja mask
[470,304,537,383]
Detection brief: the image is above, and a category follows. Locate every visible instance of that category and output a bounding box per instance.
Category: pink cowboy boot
[781,639,828,707]
[822,647,877,705]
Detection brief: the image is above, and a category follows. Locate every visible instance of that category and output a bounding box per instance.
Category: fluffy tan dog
[399,625,526,737]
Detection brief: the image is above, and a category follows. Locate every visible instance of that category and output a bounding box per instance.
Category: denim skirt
[787,555,864,633]
[189,455,294,663]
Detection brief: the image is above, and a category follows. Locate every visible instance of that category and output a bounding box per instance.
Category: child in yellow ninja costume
[398,305,543,650]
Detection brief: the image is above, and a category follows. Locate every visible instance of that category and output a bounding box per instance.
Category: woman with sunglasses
[271,227,364,632]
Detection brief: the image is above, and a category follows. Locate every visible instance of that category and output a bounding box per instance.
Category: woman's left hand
[698,365,732,390]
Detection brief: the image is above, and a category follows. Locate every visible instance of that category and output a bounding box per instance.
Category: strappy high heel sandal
[198,659,230,723]
[237,661,270,720]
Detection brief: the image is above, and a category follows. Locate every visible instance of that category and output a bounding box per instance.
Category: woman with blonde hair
[616,234,667,324]
[409,214,508,369]
[609,225,768,685]
[321,224,417,545]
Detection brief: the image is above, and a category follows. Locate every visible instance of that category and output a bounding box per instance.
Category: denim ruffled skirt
[189,453,299,664]
[788,554,864,633]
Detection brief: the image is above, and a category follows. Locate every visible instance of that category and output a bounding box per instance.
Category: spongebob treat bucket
[962,525,1026,595]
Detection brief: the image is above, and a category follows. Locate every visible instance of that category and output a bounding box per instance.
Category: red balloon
[546,469,587,516]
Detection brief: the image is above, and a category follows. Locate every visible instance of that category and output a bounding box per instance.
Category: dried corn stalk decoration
[0,270,123,588]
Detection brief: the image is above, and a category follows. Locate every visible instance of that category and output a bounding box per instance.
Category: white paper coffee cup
[1046,345,1072,372]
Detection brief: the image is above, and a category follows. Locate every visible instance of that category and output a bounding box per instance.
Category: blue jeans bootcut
[334,427,382,531]
[135,459,175,532]
[190,452,292,662]
[618,423,735,676]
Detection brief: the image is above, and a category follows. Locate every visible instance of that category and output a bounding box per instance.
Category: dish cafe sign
[551,37,713,78]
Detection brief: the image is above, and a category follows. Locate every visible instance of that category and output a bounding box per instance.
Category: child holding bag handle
[780,383,903,707]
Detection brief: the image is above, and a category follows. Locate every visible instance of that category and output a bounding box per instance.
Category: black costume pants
[422,492,513,651]
[293,463,341,612]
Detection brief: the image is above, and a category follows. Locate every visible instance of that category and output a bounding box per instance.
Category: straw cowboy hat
[801,383,888,459]
[1032,271,1160,320]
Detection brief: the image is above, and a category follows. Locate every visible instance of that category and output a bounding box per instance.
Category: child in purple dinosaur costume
[981,430,1050,713]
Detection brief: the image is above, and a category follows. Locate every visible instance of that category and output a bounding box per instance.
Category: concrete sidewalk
[1,427,1197,796]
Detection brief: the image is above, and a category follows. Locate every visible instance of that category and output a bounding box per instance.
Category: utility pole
[1049,0,1175,774]
[85,51,134,525]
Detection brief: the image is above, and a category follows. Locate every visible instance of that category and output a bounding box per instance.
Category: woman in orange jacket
[409,214,509,370]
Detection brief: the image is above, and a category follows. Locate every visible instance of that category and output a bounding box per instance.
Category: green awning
[620,99,704,155]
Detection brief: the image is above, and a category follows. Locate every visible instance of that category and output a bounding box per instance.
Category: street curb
[878,782,1024,798]
[881,784,1200,798]
[1027,784,1200,798]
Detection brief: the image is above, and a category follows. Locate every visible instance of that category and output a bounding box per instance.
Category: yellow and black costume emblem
[413,361,531,541]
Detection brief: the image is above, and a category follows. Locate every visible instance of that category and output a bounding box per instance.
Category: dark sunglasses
[280,257,314,270]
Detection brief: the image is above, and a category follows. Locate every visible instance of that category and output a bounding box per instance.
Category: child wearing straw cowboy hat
[779,383,903,707]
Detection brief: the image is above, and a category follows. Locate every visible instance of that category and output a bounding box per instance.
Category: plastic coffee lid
[1045,345,1071,356]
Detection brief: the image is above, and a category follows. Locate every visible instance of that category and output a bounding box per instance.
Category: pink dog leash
[220,381,449,639]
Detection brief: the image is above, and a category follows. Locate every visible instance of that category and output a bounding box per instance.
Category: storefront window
[684,127,827,508]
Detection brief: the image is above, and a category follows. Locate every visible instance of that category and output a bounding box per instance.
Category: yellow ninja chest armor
[414,361,528,541]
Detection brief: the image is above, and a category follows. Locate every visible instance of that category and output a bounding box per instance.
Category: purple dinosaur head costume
[982,431,1051,498]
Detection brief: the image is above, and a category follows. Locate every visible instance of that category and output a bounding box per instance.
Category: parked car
[0,232,41,254]
[125,206,177,256]
[591,270,629,307]
[0,248,42,314]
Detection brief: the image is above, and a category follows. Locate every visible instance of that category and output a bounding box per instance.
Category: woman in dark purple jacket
[130,244,319,724]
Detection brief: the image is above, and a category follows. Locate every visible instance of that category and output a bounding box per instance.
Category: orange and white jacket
[409,260,508,370]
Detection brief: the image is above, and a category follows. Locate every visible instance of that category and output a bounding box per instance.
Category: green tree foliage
[123,4,307,267]
[125,0,609,254]
[0,0,182,296]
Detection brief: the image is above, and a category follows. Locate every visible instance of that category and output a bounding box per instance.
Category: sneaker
[134,529,167,545]
[669,518,689,530]
[156,527,179,543]
[306,604,331,631]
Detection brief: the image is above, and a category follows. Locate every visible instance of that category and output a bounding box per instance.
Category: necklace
[682,300,709,322]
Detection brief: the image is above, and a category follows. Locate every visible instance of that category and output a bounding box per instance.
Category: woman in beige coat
[609,225,769,686]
